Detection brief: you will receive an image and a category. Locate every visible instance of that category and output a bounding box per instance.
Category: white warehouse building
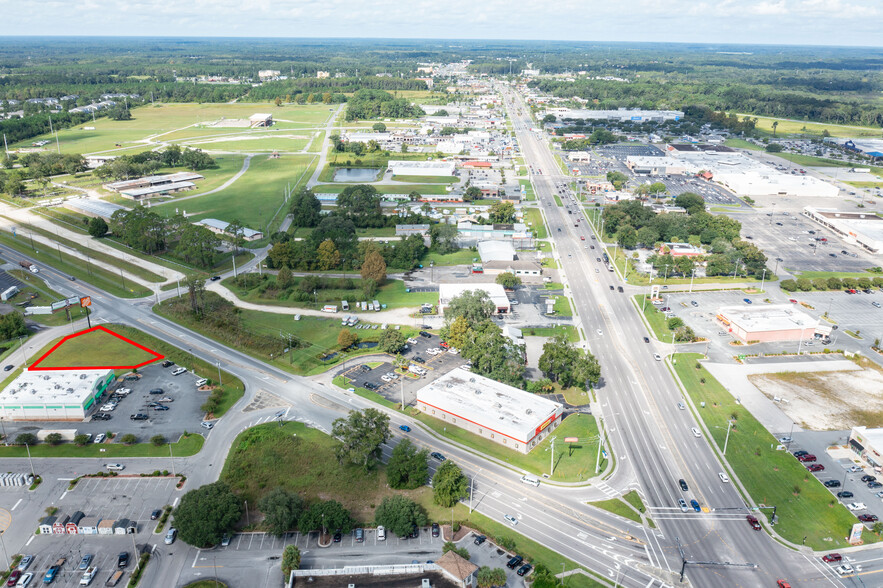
[416,368,563,454]
[438,283,511,315]
[387,160,456,177]
[0,369,115,421]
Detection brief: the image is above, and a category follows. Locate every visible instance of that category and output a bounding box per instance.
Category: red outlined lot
[29,325,164,371]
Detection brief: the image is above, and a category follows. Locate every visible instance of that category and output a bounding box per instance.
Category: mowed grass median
[32,327,159,369]
[672,353,876,549]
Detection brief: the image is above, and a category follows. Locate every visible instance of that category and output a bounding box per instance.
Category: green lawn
[0,432,203,458]
[590,495,643,524]
[222,276,438,310]
[672,353,877,549]
[31,327,160,369]
[522,325,580,343]
[723,138,764,151]
[633,294,671,341]
[523,208,547,239]
[313,183,450,196]
[409,411,603,482]
[6,270,90,327]
[519,179,535,201]
[0,231,151,298]
[421,249,479,267]
[552,295,572,317]
[790,270,876,280]
[182,137,310,152]
[154,154,315,231]
[747,114,883,139]
[553,194,564,207]
[390,175,458,184]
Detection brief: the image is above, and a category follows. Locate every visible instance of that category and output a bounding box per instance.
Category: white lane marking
[11,499,22,511]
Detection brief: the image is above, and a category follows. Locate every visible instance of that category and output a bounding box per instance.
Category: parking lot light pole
[469,469,483,513]
[216,361,222,386]
[24,443,35,479]
[168,443,176,477]
[760,268,767,292]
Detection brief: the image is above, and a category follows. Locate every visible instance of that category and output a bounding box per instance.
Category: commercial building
[456,221,533,248]
[802,207,883,254]
[387,160,456,177]
[477,240,516,262]
[659,242,703,257]
[0,369,115,421]
[833,138,883,162]
[416,368,563,454]
[550,108,684,123]
[64,198,127,220]
[119,181,196,200]
[716,305,819,343]
[849,427,883,468]
[104,172,204,193]
[482,259,543,278]
[195,218,264,241]
[394,224,430,237]
[438,283,511,315]
[248,113,273,128]
[626,156,686,176]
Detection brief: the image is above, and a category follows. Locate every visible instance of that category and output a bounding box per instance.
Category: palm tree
[772,121,779,137]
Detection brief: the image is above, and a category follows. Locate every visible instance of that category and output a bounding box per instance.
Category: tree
[74,434,90,446]
[443,290,495,324]
[175,224,220,269]
[667,317,684,330]
[276,265,293,290]
[374,495,428,538]
[317,239,341,271]
[433,460,469,507]
[488,201,516,224]
[173,481,242,548]
[442,541,471,560]
[88,217,108,238]
[337,329,358,349]
[225,219,246,254]
[463,186,482,202]
[372,122,387,132]
[616,224,638,249]
[331,408,390,471]
[674,193,705,214]
[386,439,429,489]
[495,272,521,289]
[259,488,304,537]
[378,328,406,354]
[360,249,387,284]
[120,434,137,445]
[429,223,459,254]
[15,433,37,446]
[772,121,779,136]
[445,316,471,350]
[281,544,301,578]
[150,434,167,446]
[780,279,797,292]
[336,184,383,227]
[606,171,628,190]
[185,273,207,316]
[477,567,508,588]
[765,143,784,153]
[636,226,659,248]
[542,114,556,123]
[289,188,322,228]
[538,335,600,390]
[45,433,62,446]
[298,500,353,533]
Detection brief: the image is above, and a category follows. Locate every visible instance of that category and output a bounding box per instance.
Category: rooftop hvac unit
[80,374,87,379]
[43,376,50,380]
[447,384,453,388]
[469,378,476,383]
[495,402,502,409]
[526,409,532,415]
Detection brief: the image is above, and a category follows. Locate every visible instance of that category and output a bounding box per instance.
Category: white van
[195,378,208,387]
[377,525,386,541]
[520,474,541,487]
[106,463,124,471]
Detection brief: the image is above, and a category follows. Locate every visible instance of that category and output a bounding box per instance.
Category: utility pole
[168,443,176,477]
[549,437,556,477]
[469,469,483,513]
[216,361,223,385]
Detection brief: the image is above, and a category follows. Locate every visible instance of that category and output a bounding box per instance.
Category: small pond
[332,168,381,182]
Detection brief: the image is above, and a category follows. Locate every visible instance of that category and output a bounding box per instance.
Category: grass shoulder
[672,352,876,549]
[0,432,203,458]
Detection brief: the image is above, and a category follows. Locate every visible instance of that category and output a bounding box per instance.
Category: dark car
[431,523,440,537]
[6,570,20,586]
[617,286,624,293]
[822,553,842,563]
[746,515,762,530]
[354,528,364,542]
[332,529,342,543]
[152,405,170,411]
[643,337,650,343]
[149,388,164,395]
[793,450,808,457]
[2,365,12,372]
[837,491,854,499]
[210,276,222,281]
[506,555,523,569]
[118,552,130,568]
[430,452,446,461]
[473,534,487,545]
[419,331,432,338]
[824,480,841,488]
[678,479,688,491]
[807,464,824,472]
[150,509,162,520]
[868,481,883,489]
[130,413,148,420]
[161,360,174,368]
[859,514,879,523]
[408,525,419,539]
[92,413,111,421]
[517,563,533,577]
[861,474,876,483]
[413,356,425,363]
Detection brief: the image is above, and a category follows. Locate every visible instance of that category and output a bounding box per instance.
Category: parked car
[17,556,33,572]
[117,552,129,568]
[806,464,824,472]
[150,509,161,520]
[847,502,867,511]
[517,564,533,577]
[858,514,878,523]
[201,421,214,430]
[6,570,20,586]
[431,523,440,537]
[837,491,854,499]
[161,360,174,368]
[824,480,841,488]
[506,555,523,569]
[164,528,177,545]
[473,534,486,545]
[78,555,93,570]
[171,367,186,376]
[130,413,148,420]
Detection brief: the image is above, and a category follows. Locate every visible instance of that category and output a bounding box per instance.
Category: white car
[847,502,867,511]
[16,572,33,587]
[93,434,105,444]
[836,564,855,575]
[596,329,603,336]
[448,348,459,355]
[407,338,418,345]
[99,404,116,412]
[460,365,471,372]
[691,427,701,438]
[426,348,439,356]
[719,472,730,483]
[380,375,392,383]
[654,353,662,361]
[504,514,518,526]
[171,367,187,376]
[849,466,863,473]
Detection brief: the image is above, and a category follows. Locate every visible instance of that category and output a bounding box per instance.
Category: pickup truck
[80,566,98,586]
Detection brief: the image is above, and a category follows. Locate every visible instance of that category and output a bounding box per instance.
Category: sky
[0,0,880,47]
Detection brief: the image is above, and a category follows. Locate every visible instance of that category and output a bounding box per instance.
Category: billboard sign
[80,296,92,308]
[849,522,864,545]
[564,437,579,443]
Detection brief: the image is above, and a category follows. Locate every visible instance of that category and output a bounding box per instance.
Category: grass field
[746,114,883,139]
[590,494,643,524]
[523,207,547,239]
[183,137,310,152]
[154,154,314,230]
[223,276,438,311]
[634,294,672,341]
[552,295,572,317]
[519,179,535,201]
[30,327,160,369]
[12,103,335,155]
[723,138,764,151]
[0,431,203,458]
[522,325,580,343]
[553,194,564,207]
[421,249,479,267]
[672,352,876,549]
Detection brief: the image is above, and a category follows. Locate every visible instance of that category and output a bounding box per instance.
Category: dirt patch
[749,368,883,430]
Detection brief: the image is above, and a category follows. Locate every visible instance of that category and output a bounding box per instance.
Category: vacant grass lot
[0,432,203,458]
[523,325,579,343]
[552,295,572,317]
[672,352,876,549]
[154,154,314,230]
[222,277,438,311]
[523,207,547,239]
[747,114,883,139]
[633,294,671,341]
[32,327,160,369]
[184,137,310,152]
[723,138,764,151]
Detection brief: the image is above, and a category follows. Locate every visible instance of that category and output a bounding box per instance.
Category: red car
[789,299,798,303]
[746,515,761,531]
[859,514,878,523]
[806,464,825,472]
[580,236,585,241]
[798,454,817,463]
[777,581,792,588]
[439,342,449,349]
[6,570,20,586]
[822,553,842,563]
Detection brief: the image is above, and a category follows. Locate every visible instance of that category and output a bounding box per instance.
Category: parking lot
[63,476,181,524]
[4,362,211,444]
[11,540,146,588]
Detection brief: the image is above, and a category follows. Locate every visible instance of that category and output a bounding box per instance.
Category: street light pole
[469,469,483,513]
[168,443,176,477]
[689,268,696,293]
[723,419,734,456]
[216,361,223,386]
[24,443,35,479]
[760,268,767,292]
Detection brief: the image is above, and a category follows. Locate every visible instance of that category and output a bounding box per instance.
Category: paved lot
[14,538,145,588]
[4,363,211,443]
[62,476,182,525]
[464,531,528,587]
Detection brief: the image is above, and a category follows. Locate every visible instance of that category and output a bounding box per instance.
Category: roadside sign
[80,296,92,307]
[564,437,578,443]
[849,522,864,545]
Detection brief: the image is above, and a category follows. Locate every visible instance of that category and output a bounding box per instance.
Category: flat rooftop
[718,305,818,333]
[64,198,127,219]
[438,283,510,309]
[417,368,562,443]
[388,160,454,169]
[0,369,111,405]
[119,181,195,198]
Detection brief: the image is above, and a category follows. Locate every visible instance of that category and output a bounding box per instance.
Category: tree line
[93,145,216,181]
[345,89,424,121]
